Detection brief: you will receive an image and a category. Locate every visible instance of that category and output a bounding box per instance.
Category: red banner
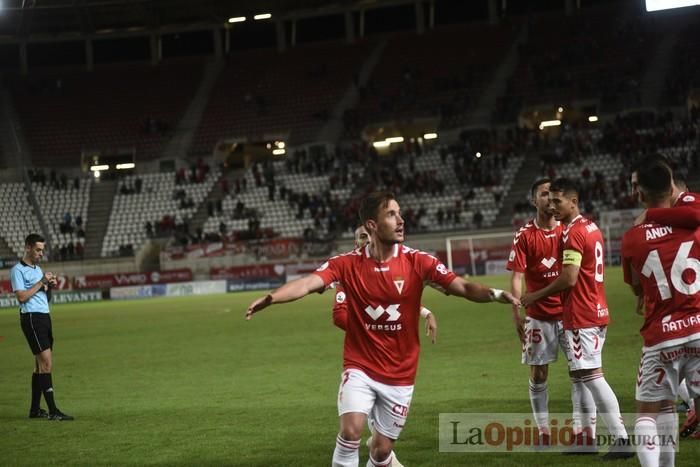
[210,264,286,280]
[1,275,71,294]
[162,238,333,261]
[73,269,192,289]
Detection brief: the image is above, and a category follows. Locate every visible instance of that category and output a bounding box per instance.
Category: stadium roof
[0,0,412,40]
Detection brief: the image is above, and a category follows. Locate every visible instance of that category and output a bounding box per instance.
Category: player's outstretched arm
[445,277,521,305]
[521,264,578,307]
[641,206,700,229]
[245,274,325,320]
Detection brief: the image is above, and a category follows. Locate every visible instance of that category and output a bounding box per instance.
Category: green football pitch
[1,267,698,466]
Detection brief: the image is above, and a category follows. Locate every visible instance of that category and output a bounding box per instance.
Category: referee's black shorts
[19,312,53,355]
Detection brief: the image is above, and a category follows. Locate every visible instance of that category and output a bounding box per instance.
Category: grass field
[1,267,698,466]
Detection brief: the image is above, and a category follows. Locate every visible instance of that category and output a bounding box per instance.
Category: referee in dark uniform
[11,234,73,420]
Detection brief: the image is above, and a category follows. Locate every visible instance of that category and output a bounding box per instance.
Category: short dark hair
[359,191,396,224]
[530,178,551,198]
[674,173,688,192]
[631,154,672,176]
[549,178,579,198]
[25,234,45,246]
[637,161,672,202]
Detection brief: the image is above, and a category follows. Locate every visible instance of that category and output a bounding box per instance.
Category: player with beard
[246,191,519,467]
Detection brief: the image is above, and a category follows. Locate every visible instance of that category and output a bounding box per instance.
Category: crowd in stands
[28,169,82,191]
[512,110,699,226]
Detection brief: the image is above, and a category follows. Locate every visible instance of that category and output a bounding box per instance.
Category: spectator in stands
[473,210,484,229]
[134,178,143,194]
[145,221,154,238]
[75,215,83,228]
[75,241,84,260]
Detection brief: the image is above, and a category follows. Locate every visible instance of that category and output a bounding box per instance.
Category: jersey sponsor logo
[364,323,403,331]
[364,304,401,321]
[544,233,557,238]
[660,312,700,333]
[316,262,329,272]
[374,266,390,272]
[597,304,609,318]
[335,291,346,303]
[394,279,404,294]
[660,346,700,362]
[645,226,673,241]
[541,257,557,269]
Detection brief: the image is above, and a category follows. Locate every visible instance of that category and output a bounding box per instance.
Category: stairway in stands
[84,179,116,258]
[493,150,543,227]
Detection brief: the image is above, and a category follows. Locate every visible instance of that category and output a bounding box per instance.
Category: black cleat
[601,438,635,461]
[48,410,74,421]
[28,408,49,419]
[562,433,598,455]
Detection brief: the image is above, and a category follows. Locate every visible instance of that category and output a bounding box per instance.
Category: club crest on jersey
[335,291,346,303]
[394,277,404,294]
[541,257,557,269]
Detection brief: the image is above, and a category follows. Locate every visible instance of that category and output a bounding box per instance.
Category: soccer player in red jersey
[246,191,519,467]
[630,157,700,439]
[507,179,595,447]
[330,225,436,467]
[333,226,437,344]
[621,161,700,467]
[521,178,634,459]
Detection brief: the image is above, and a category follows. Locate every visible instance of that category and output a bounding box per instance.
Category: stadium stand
[0,182,43,257]
[665,15,700,105]
[31,174,91,261]
[201,149,366,241]
[9,58,204,166]
[495,4,664,122]
[344,21,517,137]
[101,165,220,257]
[509,112,700,226]
[192,40,370,153]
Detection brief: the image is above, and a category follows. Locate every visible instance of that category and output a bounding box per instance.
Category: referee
[11,234,73,421]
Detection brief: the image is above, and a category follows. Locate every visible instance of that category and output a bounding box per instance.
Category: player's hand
[520,293,535,308]
[500,291,521,307]
[245,294,273,320]
[635,295,645,315]
[512,306,525,345]
[634,210,647,226]
[424,313,437,344]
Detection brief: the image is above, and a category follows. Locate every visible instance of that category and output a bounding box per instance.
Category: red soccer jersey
[506,219,563,321]
[313,244,457,385]
[560,215,609,330]
[622,225,700,350]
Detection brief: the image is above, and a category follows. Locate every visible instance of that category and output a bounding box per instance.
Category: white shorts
[635,339,700,403]
[337,369,414,440]
[564,326,607,371]
[521,318,567,366]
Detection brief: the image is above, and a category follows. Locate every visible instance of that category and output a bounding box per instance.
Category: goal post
[445,231,516,277]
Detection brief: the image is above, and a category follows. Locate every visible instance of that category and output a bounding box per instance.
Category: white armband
[420,307,432,318]
[489,288,504,302]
